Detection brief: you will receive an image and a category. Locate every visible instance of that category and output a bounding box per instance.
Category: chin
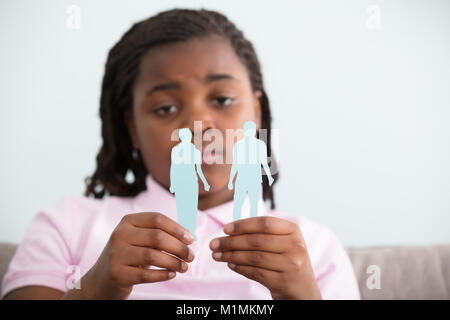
[199,179,227,197]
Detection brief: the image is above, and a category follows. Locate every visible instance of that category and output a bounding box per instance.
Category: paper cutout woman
[228,121,274,221]
[170,128,210,241]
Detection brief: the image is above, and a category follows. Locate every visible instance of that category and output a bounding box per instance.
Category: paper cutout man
[170,128,210,241]
[228,121,274,221]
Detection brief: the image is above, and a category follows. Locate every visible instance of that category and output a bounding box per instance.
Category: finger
[210,233,291,253]
[121,265,176,285]
[212,250,286,272]
[227,263,280,289]
[123,212,194,244]
[128,227,195,262]
[121,246,189,273]
[223,216,299,236]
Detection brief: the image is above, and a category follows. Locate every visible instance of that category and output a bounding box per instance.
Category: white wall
[1,0,449,246]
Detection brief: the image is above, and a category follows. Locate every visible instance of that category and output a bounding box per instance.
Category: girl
[1,8,360,300]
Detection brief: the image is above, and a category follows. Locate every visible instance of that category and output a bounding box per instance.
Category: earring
[132,148,139,160]
[125,168,136,184]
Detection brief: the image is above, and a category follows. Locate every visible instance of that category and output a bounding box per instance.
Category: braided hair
[84,8,279,209]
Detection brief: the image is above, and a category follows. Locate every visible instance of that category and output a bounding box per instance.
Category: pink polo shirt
[1,174,360,299]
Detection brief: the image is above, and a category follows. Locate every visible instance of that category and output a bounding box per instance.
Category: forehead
[136,35,249,84]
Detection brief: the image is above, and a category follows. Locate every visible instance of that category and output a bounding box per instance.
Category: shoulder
[266,209,360,299]
[266,209,336,246]
[257,139,267,147]
[25,193,135,260]
[264,210,348,271]
[0,195,105,293]
[171,145,180,152]
[25,195,106,241]
[36,193,134,229]
[40,194,104,220]
[194,147,201,160]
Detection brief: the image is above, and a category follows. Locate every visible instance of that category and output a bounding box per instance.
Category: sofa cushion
[1,242,449,299]
[0,243,17,295]
[346,245,450,299]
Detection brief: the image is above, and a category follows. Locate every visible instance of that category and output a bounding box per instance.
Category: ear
[124,110,140,150]
[253,90,263,130]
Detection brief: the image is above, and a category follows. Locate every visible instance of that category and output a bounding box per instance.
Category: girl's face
[126,35,262,209]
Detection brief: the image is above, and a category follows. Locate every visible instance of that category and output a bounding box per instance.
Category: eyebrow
[145,73,239,97]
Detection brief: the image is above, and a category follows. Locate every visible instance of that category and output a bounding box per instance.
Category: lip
[202,149,223,164]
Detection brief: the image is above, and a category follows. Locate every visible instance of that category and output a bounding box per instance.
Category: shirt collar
[133,174,268,227]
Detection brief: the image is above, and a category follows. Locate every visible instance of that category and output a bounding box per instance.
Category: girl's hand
[209,216,322,300]
[78,212,195,299]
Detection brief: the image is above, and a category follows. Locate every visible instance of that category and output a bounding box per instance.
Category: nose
[181,103,217,145]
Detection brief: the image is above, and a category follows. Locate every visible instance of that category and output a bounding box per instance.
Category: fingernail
[188,248,195,261]
[181,262,188,271]
[184,230,194,242]
[210,239,219,250]
[224,223,234,234]
[168,272,176,278]
[228,263,236,269]
[212,251,222,259]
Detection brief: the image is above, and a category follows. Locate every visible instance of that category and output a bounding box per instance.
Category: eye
[213,96,235,108]
[154,105,177,116]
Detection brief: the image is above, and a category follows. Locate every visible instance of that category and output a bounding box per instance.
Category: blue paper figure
[170,128,210,241]
[228,121,274,221]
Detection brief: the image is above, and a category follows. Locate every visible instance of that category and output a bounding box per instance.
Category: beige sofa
[1,242,449,299]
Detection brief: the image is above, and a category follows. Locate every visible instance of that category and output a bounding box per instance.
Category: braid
[84,8,279,209]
